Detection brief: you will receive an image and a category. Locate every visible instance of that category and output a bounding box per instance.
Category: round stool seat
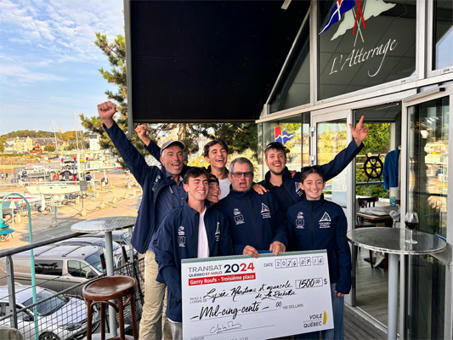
[82,275,138,340]
[83,275,136,301]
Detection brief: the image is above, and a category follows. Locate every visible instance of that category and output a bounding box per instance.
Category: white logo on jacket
[233,208,245,225]
[295,182,303,196]
[319,212,331,229]
[296,211,305,229]
[177,226,186,247]
[261,203,271,219]
[215,222,220,242]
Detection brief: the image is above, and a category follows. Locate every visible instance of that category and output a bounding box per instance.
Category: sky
[0,0,124,135]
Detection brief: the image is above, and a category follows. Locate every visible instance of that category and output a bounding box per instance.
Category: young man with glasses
[216,157,286,257]
[260,116,369,213]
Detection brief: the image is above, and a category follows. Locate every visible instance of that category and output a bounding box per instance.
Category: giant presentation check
[182,250,333,339]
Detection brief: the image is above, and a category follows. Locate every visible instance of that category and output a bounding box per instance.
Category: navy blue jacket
[155,203,232,322]
[260,141,363,212]
[104,122,190,253]
[286,196,351,294]
[216,189,287,254]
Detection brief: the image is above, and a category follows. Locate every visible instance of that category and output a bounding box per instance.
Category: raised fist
[135,124,148,139]
[97,101,116,128]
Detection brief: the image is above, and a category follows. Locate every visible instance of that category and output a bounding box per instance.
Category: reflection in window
[318,0,416,100]
[405,96,449,339]
[407,97,449,236]
[68,260,91,278]
[35,260,63,276]
[317,121,347,206]
[259,113,310,181]
[434,0,453,70]
[270,23,310,112]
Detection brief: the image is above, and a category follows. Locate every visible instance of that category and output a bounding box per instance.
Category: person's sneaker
[374,252,385,268]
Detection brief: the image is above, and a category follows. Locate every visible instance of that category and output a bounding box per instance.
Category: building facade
[257,1,452,338]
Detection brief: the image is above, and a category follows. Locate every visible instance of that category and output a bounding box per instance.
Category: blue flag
[319,0,356,34]
[275,130,295,145]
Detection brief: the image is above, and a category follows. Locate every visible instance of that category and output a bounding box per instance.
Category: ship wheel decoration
[363,154,383,180]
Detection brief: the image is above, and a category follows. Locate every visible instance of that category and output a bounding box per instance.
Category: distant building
[88,134,100,151]
[4,137,33,153]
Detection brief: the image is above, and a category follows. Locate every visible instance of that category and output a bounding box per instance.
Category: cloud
[0,62,66,83]
[0,0,124,63]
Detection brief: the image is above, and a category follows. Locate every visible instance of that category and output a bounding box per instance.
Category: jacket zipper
[194,212,199,257]
[311,202,314,248]
[246,195,261,248]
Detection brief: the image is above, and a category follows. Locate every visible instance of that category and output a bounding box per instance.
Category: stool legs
[118,298,125,340]
[86,300,93,340]
[84,293,138,340]
[100,303,106,340]
[130,294,138,340]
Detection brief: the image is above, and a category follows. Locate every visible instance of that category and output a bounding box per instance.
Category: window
[433,0,453,70]
[84,253,103,273]
[405,96,449,339]
[318,0,416,99]
[68,260,92,278]
[22,289,68,316]
[317,119,348,206]
[270,20,310,112]
[35,260,63,276]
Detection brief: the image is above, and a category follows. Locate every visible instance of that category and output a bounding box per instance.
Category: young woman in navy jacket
[286,166,351,340]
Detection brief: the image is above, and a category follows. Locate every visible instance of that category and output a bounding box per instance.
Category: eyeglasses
[231,171,253,179]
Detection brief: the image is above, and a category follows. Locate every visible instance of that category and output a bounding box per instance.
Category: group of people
[97,101,368,340]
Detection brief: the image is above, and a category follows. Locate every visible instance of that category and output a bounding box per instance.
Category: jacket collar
[301,194,326,207]
[264,167,292,187]
[228,188,253,198]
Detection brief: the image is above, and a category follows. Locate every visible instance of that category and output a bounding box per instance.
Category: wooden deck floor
[345,248,388,339]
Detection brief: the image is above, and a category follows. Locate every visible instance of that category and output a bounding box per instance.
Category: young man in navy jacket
[155,167,232,339]
[260,116,369,213]
[98,101,188,339]
[216,157,287,257]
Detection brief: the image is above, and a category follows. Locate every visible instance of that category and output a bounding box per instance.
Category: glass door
[311,111,352,211]
[402,89,452,339]
[349,103,402,328]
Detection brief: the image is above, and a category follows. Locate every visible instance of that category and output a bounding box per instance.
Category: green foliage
[0,136,5,152]
[2,130,53,138]
[44,145,56,152]
[356,123,391,198]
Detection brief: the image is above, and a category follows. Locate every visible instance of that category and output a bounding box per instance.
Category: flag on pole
[319,0,356,34]
[275,126,295,145]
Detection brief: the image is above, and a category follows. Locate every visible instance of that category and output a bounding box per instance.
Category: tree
[81,33,258,163]
[44,145,56,152]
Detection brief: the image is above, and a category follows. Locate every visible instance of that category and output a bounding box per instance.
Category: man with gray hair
[98,100,185,339]
[216,157,286,257]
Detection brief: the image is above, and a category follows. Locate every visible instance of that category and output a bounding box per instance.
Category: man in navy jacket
[216,157,287,257]
[260,116,369,214]
[136,125,232,198]
[155,167,232,339]
[98,101,187,339]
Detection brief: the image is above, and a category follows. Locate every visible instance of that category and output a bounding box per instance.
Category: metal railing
[0,231,144,340]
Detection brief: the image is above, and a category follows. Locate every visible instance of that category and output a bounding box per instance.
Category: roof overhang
[124,0,309,124]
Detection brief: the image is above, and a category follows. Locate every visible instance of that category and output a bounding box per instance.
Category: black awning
[126,0,309,123]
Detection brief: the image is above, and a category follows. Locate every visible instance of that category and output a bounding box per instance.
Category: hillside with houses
[0,130,99,154]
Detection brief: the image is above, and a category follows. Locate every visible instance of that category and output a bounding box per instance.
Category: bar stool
[83,275,138,340]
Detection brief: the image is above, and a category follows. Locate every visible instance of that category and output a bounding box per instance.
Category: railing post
[6,255,18,329]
